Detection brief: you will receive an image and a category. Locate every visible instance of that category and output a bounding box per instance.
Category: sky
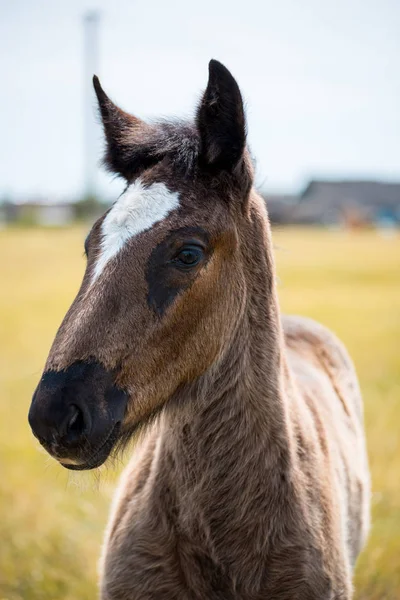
[0,0,399,201]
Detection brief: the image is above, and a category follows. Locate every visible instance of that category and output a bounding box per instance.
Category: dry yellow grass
[0,226,399,599]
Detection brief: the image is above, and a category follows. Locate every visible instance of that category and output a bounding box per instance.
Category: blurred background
[0,1,399,598]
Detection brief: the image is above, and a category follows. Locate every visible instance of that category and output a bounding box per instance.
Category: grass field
[0,226,399,599]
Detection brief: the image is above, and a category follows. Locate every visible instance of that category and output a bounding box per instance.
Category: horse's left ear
[93,75,153,180]
[196,60,246,171]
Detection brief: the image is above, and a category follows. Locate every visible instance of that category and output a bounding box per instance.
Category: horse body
[28,61,370,599]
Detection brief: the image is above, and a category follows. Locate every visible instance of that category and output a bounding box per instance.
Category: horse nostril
[64,404,86,441]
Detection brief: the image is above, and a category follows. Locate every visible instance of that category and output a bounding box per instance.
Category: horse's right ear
[196,60,246,172]
[93,75,152,179]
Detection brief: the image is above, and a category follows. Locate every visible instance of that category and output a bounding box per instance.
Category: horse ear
[93,75,152,179]
[196,60,246,171]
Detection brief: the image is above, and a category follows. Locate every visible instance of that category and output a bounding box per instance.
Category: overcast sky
[0,0,399,201]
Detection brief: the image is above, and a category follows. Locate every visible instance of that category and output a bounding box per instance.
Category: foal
[29,60,370,599]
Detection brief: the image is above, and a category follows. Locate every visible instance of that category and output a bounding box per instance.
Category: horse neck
[159,193,297,571]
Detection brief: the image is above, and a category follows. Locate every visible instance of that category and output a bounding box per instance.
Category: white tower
[83,11,100,199]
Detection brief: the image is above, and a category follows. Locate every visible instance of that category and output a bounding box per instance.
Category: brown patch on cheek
[118,228,243,429]
[174,230,244,379]
[160,226,241,367]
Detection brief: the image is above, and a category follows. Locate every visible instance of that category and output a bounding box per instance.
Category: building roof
[301,180,400,210]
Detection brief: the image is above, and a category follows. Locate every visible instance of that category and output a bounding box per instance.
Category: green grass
[0,226,399,599]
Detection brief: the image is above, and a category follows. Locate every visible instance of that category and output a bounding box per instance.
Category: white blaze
[92,180,180,282]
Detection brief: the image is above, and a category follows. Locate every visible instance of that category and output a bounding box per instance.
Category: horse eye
[173,245,203,269]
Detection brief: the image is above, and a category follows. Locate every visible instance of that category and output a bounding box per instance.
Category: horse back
[282,315,370,568]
